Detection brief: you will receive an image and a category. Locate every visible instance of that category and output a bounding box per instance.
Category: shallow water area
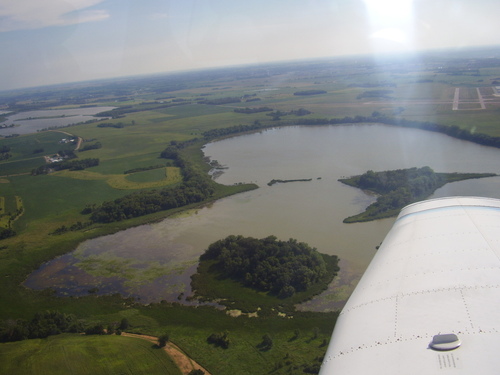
[25,124,500,309]
[0,107,116,136]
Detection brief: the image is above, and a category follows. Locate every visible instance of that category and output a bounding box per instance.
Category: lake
[24,124,500,310]
[0,107,116,136]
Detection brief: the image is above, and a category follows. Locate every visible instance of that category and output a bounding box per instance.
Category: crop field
[55,167,181,190]
[0,334,181,375]
[0,195,21,228]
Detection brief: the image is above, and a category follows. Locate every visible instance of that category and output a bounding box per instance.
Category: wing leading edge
[320,196,500,374]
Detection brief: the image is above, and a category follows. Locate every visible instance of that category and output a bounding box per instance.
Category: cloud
[0,0,109,32]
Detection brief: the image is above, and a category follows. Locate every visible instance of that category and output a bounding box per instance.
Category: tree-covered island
[191,235,339,312]
[340,166,496,223]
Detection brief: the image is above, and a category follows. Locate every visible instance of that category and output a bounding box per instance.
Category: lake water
[24,124,500,310]
[0,107,116,136]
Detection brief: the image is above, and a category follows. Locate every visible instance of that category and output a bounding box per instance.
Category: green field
[0,334,181,375]
[2,50,500,374]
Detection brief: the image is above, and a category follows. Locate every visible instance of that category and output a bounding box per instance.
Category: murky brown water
[25,124,500,310]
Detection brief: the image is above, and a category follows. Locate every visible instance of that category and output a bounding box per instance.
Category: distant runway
[477,87,486,109]
[453,88,459,110]
[452,87,486,110]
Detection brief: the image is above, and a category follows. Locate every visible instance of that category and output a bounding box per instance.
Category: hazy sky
[1,0,500,90]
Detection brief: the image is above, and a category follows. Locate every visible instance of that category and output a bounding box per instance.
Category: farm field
[1,49,500,374]
[0,334,181,375]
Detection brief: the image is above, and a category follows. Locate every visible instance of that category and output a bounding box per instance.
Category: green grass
[0,334,181,375]
[125,168,168,183]
[0,157,45,175]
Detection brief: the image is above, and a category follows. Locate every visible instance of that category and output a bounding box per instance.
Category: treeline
[298,114,500,149]
[0,310,130,343]
[32,158,99,175]
[124,164,166,174]
[95,101,190,118]
[293,90,327,96]
[357,89,394,99]
[340,167,496,222]
[266,108,312,120]
[199,235,338,298]
[97,122,125,128]
[202,120,266,139]
[202,115,500,149]
[0,145,11,160]
[234,106,273,114]
[87,140,215,223]
[79,141,102,152]
[202,97,242,105]
[51,221,93,235]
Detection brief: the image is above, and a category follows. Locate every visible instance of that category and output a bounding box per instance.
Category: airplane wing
[320,196,500,374]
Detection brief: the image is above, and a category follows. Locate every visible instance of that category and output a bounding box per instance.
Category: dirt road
[121,332,211,375]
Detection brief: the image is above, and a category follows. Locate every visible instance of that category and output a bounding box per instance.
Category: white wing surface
[320,196,500,374]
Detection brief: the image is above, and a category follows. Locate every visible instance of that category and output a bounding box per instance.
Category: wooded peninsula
[340,166,496,222]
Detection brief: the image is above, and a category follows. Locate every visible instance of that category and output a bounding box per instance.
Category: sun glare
[363,0,413,19]
[363,0,414,50]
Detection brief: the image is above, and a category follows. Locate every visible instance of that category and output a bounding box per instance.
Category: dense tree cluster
[89,177,214,222]
[207,331,230,349]
[340,167,496,222]
[158,333,170,348]
[259,334,273,350]
[200,235,336,298]
[0,228,16,240]
[0,311,134,343]
[88,140,215,223]
[32,158,100,175]
[289,108,312,116]
[58,149,77,159]
[0,145,11,160]
[355,166,441,195]
[0,311,84,342]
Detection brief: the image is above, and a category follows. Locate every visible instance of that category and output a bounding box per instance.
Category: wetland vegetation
[1,48,500,373]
